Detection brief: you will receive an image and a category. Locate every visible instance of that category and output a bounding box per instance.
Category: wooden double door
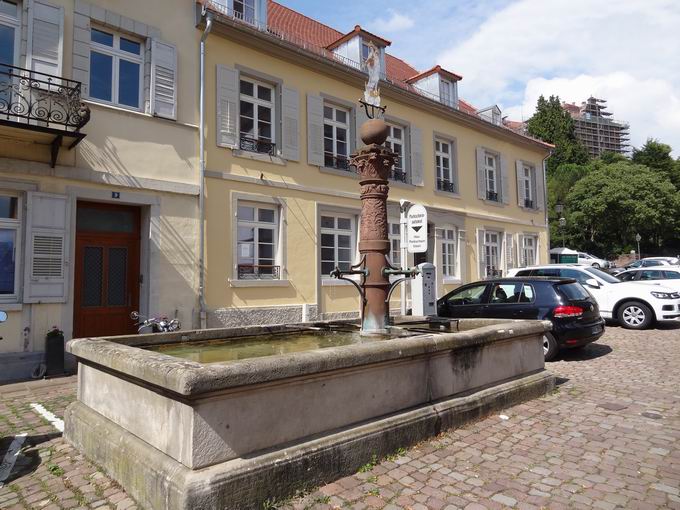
[73,202,140,338]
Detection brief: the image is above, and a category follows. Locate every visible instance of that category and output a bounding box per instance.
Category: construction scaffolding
[563,97,630,158]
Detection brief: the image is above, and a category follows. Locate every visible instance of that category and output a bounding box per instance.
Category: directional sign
[407,204,428,253]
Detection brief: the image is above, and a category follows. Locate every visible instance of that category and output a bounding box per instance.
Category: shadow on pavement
[0,432,62,485]
[555,342,613,362]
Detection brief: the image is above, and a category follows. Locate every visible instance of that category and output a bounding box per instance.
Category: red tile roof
[407,65,463,84]
[326,25,392,50]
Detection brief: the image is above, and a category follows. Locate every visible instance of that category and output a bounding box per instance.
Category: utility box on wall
[412,263,436,316]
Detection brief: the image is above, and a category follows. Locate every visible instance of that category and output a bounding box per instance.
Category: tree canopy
[526,95,589,172]
[631,139,680,189]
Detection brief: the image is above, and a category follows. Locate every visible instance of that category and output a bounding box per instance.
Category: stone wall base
[0,351,77,384]
[64,371,554,510]
[207,304,363,328]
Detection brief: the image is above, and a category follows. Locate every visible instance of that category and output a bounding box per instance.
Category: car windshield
[584,266,620,283]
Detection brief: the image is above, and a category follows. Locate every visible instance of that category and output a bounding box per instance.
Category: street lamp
[635,233,642,260]
[558,217,567,247]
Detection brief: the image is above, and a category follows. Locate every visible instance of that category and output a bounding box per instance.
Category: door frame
[62,186,160,341]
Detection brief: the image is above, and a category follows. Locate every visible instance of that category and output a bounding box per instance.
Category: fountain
[63,45,555,510]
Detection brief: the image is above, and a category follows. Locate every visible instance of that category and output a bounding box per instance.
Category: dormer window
[327,26,390,74]
[440,79,454,107]
[361,41,371,64]
[407,65,461,109]
[234,0,255,22]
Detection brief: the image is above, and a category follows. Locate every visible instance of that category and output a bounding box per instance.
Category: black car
[437,277,605,361]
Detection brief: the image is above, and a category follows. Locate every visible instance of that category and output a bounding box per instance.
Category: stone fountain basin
[64,318,554,510]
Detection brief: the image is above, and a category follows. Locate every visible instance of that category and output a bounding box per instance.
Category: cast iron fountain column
[351,119,396,335]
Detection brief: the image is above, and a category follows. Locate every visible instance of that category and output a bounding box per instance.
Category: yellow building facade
[0,0,199,380]
[199,1,551,327]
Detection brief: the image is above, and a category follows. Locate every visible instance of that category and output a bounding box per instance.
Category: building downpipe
[198,9,213,329]
[542,150,553,253]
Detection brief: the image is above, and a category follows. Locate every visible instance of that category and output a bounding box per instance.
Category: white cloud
[370,10,415,33]
[436,0,680,154]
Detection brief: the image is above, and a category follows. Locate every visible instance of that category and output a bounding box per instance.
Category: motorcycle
[130,311,181,334]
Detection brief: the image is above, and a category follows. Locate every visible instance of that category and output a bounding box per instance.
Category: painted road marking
[0,433,27,488]
[30,403,64,433]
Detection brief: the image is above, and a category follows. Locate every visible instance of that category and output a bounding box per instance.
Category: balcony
[486,190,499,202]
[390,169,408,183]
[239,135,276,156]
[324,154,352,172]
[0,64,90,167]
[524,198,534,209]
[485,267,503,279]
[237,264,281,280]
[437,179,456,193]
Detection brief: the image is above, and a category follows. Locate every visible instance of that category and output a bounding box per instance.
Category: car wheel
[592,263,600,269]
[542,332,558,361]
[617,301,654,329]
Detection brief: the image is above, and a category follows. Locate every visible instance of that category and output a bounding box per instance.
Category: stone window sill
[434,189,461,199]
[319,167,359,179]
[442,277,462,285]
[481,198,505,208]
[232,150,287,166]
[1,303,23,311]
[321,277,360,287]
[229,279,290,288]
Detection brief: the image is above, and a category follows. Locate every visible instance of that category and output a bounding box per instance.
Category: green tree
[526,95,589,173]
[562,161,679,257]
[631,139,680,188]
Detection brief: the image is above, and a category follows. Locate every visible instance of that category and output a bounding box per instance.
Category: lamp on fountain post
[635,233,642,260]
[555,203,566,248]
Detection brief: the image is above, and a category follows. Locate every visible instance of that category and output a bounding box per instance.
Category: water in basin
[144,328,412,364]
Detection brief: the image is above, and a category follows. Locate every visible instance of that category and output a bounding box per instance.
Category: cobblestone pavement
[1,325,680,510]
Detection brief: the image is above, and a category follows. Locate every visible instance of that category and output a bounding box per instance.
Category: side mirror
[585,278,600,289]
[0,311,7,323]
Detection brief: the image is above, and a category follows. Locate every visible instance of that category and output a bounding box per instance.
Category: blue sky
[281,0,680,155]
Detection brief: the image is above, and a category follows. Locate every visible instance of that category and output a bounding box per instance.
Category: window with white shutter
[150,39,177,120]
[23,192,70,303]
[0,192,21,302]
[27,0,64,77]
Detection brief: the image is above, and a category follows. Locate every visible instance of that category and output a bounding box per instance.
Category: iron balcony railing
[390,169,407,183]
[324,154,352,171]
[437,179,456,193]
[485,267,503,279]
[239,135,276,155]
[237,264,281,280]
[524,198,534,209]
[486,190,499,202]
[0,64,90,132]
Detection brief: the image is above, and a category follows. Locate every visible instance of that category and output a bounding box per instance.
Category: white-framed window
[236,201,279,280]
[438,227,456,277]
[435,138,455,193]
[440,79,454,107]
[239,76,275,153]
[484,231,501,277]
[385,124,406,182]
[320,214,354,276]
[323,103,350,170]
[389,221,400,266]
[234,0,255,22]
[521,236,537,267]
[0,0,20,69]
[0,192,21,301]
[484,152,500,202]
[361,41,371,65]
[89,27,144,109]
[520,164,535,208]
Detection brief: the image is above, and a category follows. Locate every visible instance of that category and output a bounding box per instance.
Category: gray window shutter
[410,126,423,186]
[535,165,545,211]
[72,8,90,95]
[476,147,486,200]
[27,0,64,76]
[458,229,467,283]
[505,232,514,270]
[355,104,369,148]
[150,40,177,120]
[500,154,510,204]
[517,234,525,266]
[306,94,324,166]
[516,160,525,207]
[281,86,299,161]
[24,192,70,304]
[216,65,239,148]
[477,229,485,279]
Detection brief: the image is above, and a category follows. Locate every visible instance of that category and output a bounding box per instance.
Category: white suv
[508,264,680,329]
